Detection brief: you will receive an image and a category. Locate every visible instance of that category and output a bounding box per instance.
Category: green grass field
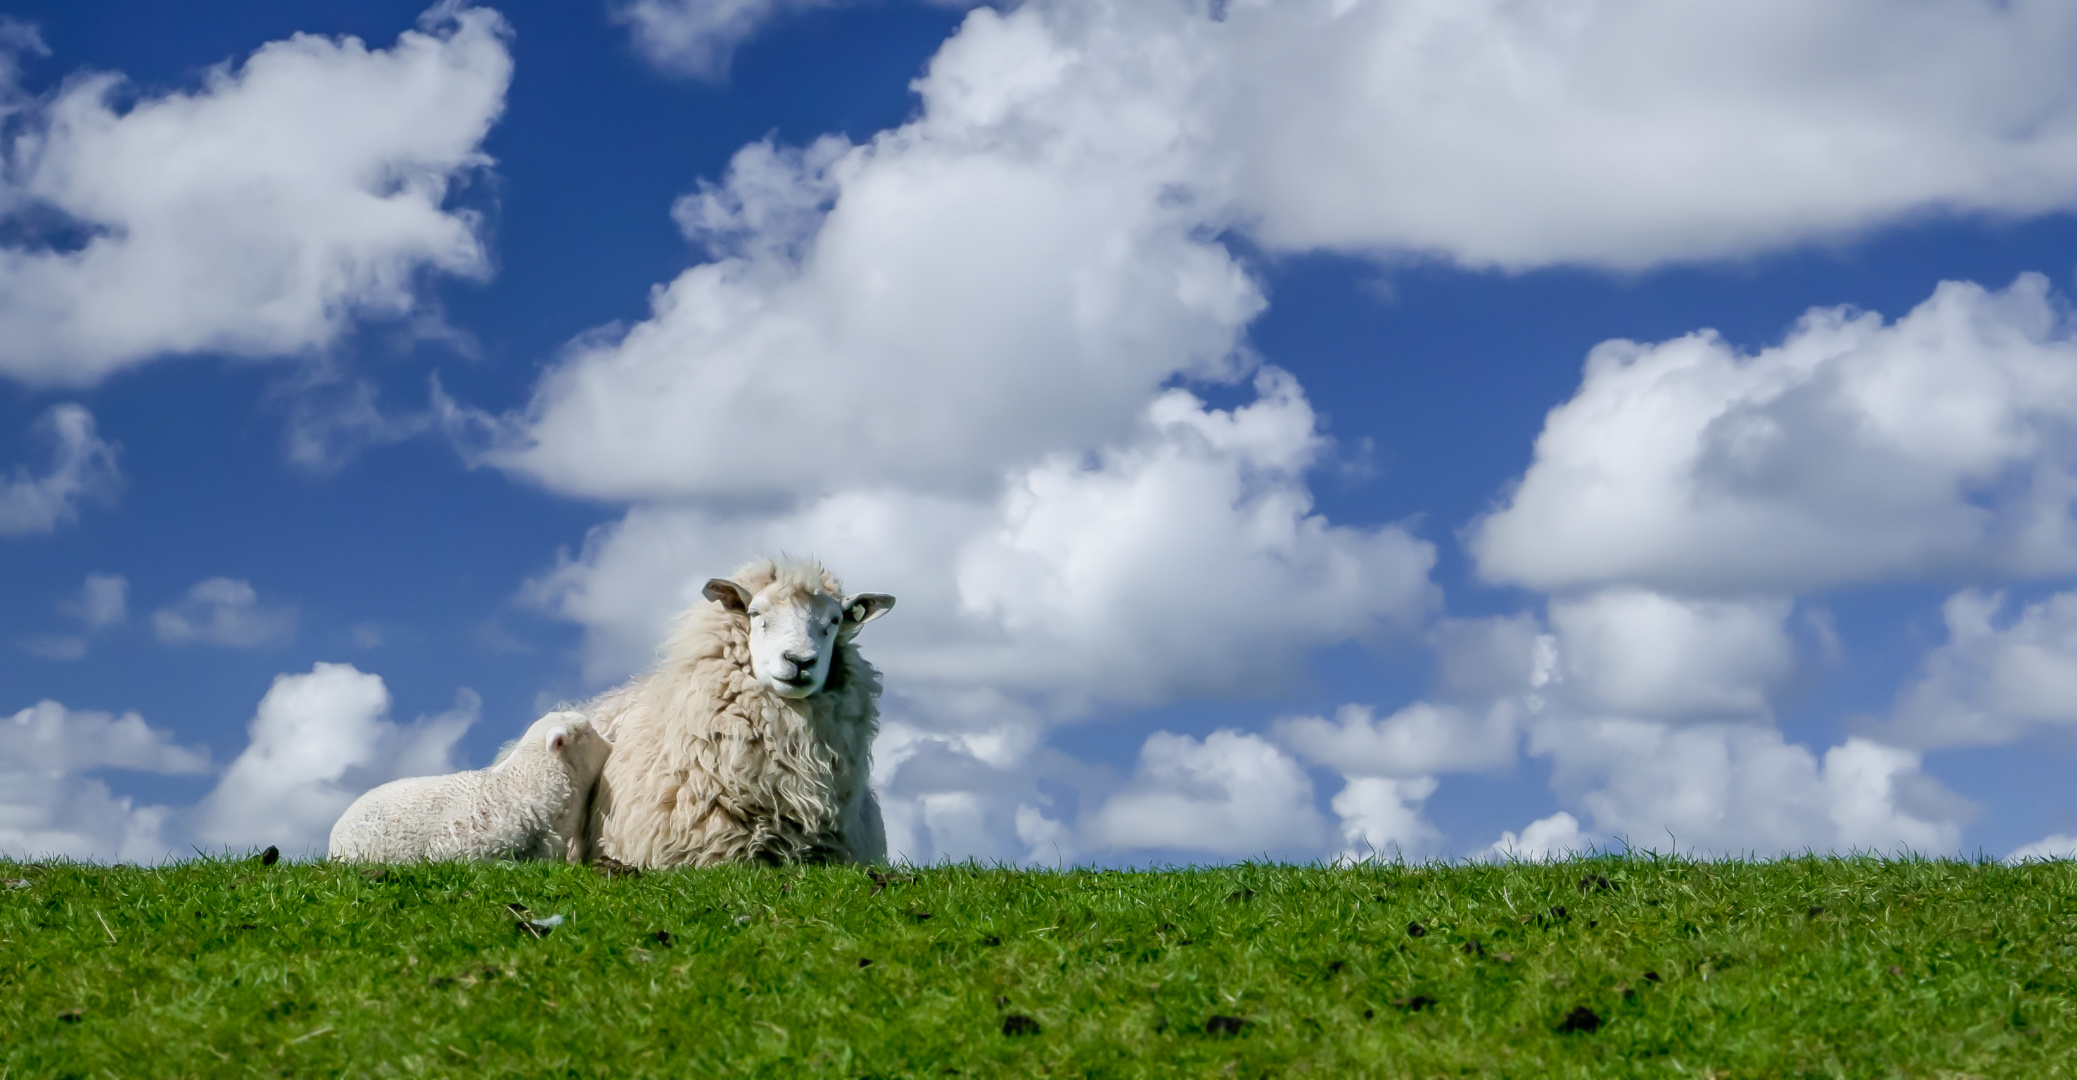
[3,854,2073,1078]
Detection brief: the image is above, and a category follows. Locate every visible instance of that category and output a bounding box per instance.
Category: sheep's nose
[783,649,819,668]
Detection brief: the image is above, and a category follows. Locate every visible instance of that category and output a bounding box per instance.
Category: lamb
[328,711,611,864]
[584,556,895,868]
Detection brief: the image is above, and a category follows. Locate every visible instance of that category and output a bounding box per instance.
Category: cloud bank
[0,4,511,385]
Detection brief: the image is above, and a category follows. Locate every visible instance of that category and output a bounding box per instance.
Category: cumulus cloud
[1533,721,1969,857]
[460,105,1258,501]
[0,700,210,862]
[0,5,510,385]
[1214,0,2077,269]
[2008,834,2077,862]
[191,662,476,855]
[153,578,296,648]
[1474,275,2077,595]
[1489,812,1594,863]
[1082,730,1327,858]
[1548,591,1794,719]
[1330,776,1442,862]
[0,403,119,535]
[611,0,833,80]
[1888,588,2077,748]
[627,0,2077,269]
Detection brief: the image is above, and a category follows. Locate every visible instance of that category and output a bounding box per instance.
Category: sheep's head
[705,568,894,699]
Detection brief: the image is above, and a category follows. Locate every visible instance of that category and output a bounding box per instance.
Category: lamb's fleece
[328,712,610,863]
[587,558,887,868]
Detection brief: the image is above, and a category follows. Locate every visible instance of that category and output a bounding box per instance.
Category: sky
[8,0,2077,866]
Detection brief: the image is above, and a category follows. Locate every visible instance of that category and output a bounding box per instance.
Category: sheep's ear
[841,593,895,628]
[546,726,569,756]
[704,578,753,613]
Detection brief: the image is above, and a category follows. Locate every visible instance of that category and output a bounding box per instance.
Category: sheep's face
[706,577,895,699]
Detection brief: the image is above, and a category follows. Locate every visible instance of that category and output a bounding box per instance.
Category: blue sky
[8,0,2077,865]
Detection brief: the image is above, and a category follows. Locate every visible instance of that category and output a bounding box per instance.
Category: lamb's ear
[704,578,753,613]
[545,726,570,756]
[841,592,895,628]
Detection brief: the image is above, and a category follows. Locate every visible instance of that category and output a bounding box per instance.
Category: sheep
[327,711,611,864]
[584,556,895,868]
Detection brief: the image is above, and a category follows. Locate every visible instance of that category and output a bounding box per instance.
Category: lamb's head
[705,558,894,699]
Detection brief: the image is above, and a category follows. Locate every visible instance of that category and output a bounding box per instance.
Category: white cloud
[1280,701,1521,781]
[1548,591,1793,719]
[627,0,2077,273]
[1889,588,2077,748]
[1330,776,1441,862]
[1533,720,1969,857]
[462,106,1258,501]
[0,700,210,862]
[2008,834,2077,862]
[153,578,296,648]
[0,5,510,385]
[0,403,119,535]
[65,572,127,627]
[1489,812,1595,863]
[1082,730,1327,857]
[1214,0,2077,269]
[611,0,833,80]
[1474,275,2077,594]
[191,662,476,856]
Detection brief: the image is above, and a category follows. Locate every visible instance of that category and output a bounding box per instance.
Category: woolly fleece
[327,712,610,863]
[586,557,889,868]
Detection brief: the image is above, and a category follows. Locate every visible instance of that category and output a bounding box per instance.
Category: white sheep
[328,712,611,864]
[584,556,894,868]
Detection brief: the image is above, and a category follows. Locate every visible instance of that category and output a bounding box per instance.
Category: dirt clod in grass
[858,957,873,968]
[359,869,389,883]
[1205,1015,1247,1036]
[868,871,890,895]
[1808,905,1826,918]
[1579,875,1612,894]
[1394,995,1436,1012]
[649,930,673,947]
[981,935,1002,946]
[58,1008,83,1023]
[1362,1009,1374,1020]
[1328,960,1346,974]
[1002,1014,1041,1036]
[260,846,280,866]
[1557,1006,1602,1034]
[1226,889,1255,903]
[591,857,641,879]
[1462,939,1484,956]
[1407,922,1427,938]
[1643,971,1660,982]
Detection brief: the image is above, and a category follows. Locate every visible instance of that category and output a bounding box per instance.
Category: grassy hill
[3,854,2073,1077]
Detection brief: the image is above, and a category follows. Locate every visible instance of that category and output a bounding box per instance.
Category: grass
[3,854,2075,1078]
